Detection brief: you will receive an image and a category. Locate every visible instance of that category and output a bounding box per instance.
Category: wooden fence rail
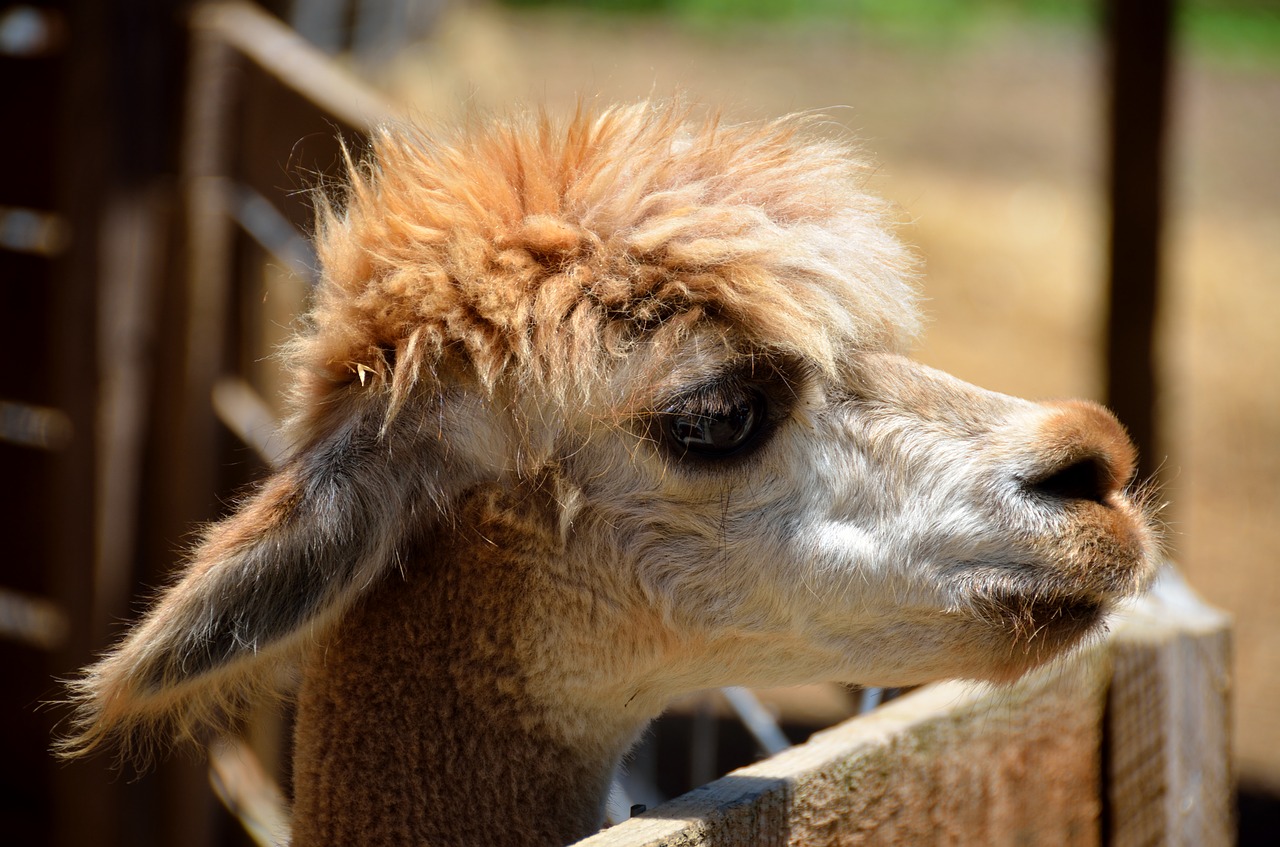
[579,568,1230,847]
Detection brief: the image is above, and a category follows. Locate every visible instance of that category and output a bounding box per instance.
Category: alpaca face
[63,103,1158,760]
[535,332,1157,701]
[558,340,1156,697]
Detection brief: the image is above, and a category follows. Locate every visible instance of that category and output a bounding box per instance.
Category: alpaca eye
[664,390,766,458]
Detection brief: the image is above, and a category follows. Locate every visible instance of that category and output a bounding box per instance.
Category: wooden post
[1107,568,1233,846]
[49,2,208,845]
[1103,0,1175,483]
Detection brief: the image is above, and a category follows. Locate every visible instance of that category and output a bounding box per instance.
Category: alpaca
[63,102,1158,846]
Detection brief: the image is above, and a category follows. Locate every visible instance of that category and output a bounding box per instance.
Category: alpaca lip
[975,589,1108,649]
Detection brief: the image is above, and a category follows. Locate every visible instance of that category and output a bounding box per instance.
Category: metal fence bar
[720,687,792,757]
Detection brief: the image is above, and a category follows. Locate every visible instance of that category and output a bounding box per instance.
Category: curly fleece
[298,102,919,425]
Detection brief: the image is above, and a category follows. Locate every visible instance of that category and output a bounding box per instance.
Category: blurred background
[1,0,1276,844]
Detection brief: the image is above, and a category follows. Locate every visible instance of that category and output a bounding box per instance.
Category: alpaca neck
[290,492,656,846]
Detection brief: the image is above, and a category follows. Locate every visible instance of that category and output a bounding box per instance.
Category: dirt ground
[373,3,1280,791]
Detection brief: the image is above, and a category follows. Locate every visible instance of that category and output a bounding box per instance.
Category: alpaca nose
[1022,401,1137,506]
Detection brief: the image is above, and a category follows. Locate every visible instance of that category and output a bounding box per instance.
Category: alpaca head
[64,102,1158,758]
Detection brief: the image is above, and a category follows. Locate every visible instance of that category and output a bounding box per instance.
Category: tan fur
[61,102,1159,846]
[292,486,643,845]
[296,102,918,428]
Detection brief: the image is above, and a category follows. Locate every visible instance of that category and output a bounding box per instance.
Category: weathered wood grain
[580,645,1111,846]
[1107,568,1233,847]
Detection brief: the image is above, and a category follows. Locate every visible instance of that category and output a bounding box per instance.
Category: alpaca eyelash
[660,354,806,414]
[651,368,799,463]
[664,388,765,453]
[661,378,751,418]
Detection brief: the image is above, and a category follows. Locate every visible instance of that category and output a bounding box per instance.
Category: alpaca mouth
[948,560,1111,654]
[954,587,1108,683]
[950,558,1115,648]
[976,590,1107,648]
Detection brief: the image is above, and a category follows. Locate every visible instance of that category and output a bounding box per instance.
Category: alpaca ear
[62,396,484,756]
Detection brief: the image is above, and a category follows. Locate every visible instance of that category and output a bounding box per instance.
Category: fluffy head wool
[300,102,919,426]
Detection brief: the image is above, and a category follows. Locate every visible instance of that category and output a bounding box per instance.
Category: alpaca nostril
[1028,456,1112,506]
[1026,400,1136,507]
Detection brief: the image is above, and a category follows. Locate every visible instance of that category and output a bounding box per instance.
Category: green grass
[499,0,1280,67]
[1182,2,1280,67]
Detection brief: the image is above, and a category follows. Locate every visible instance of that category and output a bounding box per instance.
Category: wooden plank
[1107,568,1233,847]
[192,1,394,133]
[579,645,1111,846]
